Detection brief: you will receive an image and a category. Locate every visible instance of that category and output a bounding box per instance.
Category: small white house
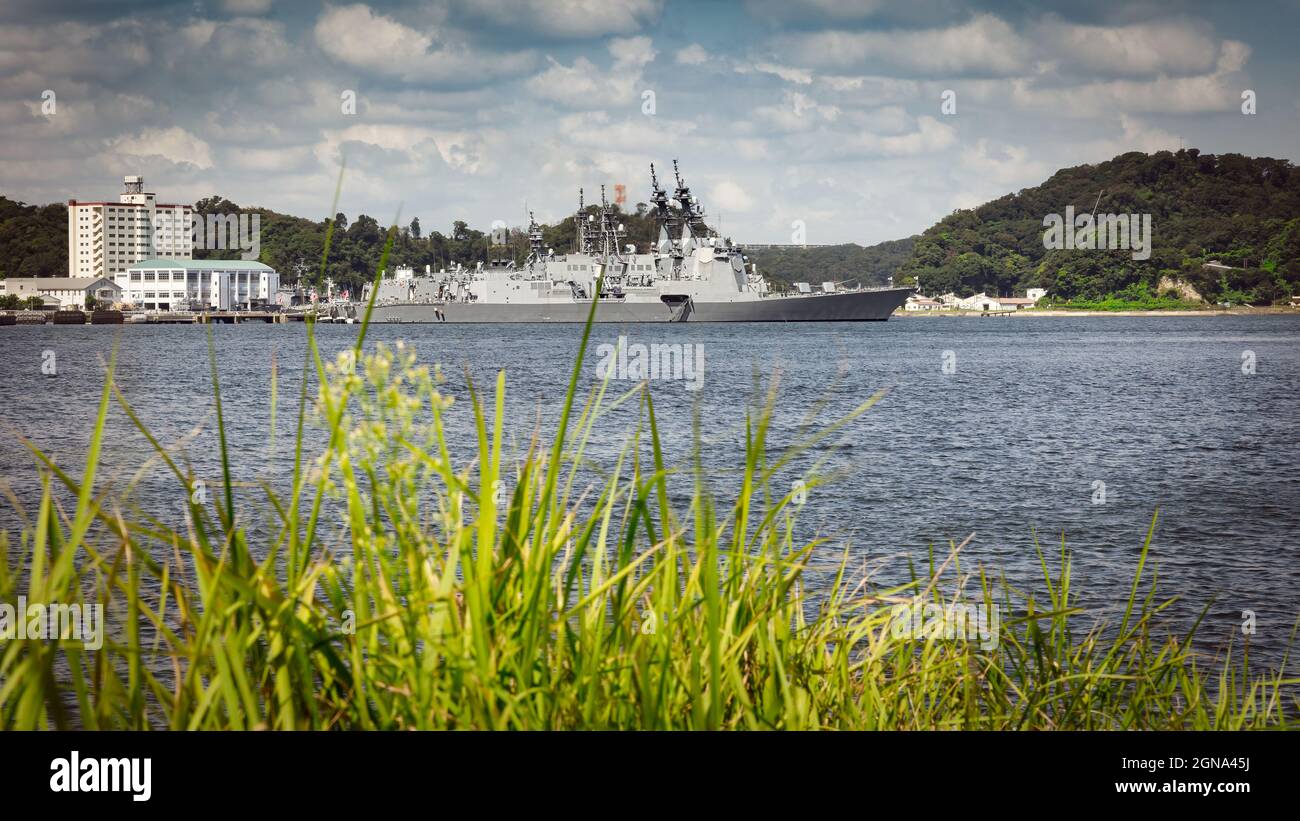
[1026,287,1047,303]
[956,293,1004,311]
[905,295,942,311]
[0,276,122,308]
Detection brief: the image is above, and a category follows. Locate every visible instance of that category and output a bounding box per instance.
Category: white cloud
[1077,115,1184,161]
[221,0,274,14]
[736,61,813,85]
[0,20,150,82]
[753,91,840,132]
[318,123,490,174]
[772,14,1031,76]
[613,35,656,69]
[947,190,987,211]
[733,138,770,161]
[111,127,214,169]
[837,115,956,157]
[675,43,710,65]
[559,110,695,152]
[813,74,922,108]
[313,4,535,84]
[840,104,908,133]
[464,0,661,38]
[226,144,313,172]
[957,139,1047,189]
[527,36,655,108]
[1035,18,1221,77]
[744,0,886,24]
[528,56,615,106]
[1009,39,1249,116]
[185,17,292,68]
[314,4,432,68]
[710,180,755,212]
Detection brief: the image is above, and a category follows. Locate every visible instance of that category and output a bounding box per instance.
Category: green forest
[0,197,65,278]
[747,238,915,288]
[898,149,1300,305]
[2,149,1297,304]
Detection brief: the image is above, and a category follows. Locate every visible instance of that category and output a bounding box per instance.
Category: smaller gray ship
[364,162,911,323]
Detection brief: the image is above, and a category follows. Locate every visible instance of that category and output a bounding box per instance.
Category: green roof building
[119,258,279,311]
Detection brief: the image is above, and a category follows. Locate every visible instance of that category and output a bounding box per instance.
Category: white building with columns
[117,259,279,311]
[67,175,193,279]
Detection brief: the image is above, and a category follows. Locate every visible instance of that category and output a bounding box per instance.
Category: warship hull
[369,287,911,324]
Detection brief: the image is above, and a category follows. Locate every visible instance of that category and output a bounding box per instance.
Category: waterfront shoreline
[893,307,1300,318]
[5,307,1300,325]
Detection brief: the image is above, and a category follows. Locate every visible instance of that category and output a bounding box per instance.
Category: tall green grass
[1,228,1295,730]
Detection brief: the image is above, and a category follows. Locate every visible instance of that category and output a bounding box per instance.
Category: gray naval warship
[364,162,911,323]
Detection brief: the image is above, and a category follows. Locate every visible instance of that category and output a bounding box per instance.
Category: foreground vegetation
[2,200,1296,730]
[1040,281,1206,311]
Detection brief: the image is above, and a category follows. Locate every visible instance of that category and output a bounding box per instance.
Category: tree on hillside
[896,150,1300,303]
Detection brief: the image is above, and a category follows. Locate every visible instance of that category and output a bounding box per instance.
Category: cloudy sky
[2,0,1297,244]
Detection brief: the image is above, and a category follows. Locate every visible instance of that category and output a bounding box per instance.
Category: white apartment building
[68,175,193,279]
[118,259,279,311]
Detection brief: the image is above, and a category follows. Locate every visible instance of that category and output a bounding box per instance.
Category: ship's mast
[650,162,680,241]
[524,210,545,275]
[650,162,686,280]
[599,185,610,256]
[577,187,595,254]
[672,159,710,241]
[598,185,625,260]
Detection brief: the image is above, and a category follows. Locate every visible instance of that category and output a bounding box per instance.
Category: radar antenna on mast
[576,188,596,254]
[524,209,545,272]
[670,159,709,240]
[650,162,680,242]
[598,185,625,259]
